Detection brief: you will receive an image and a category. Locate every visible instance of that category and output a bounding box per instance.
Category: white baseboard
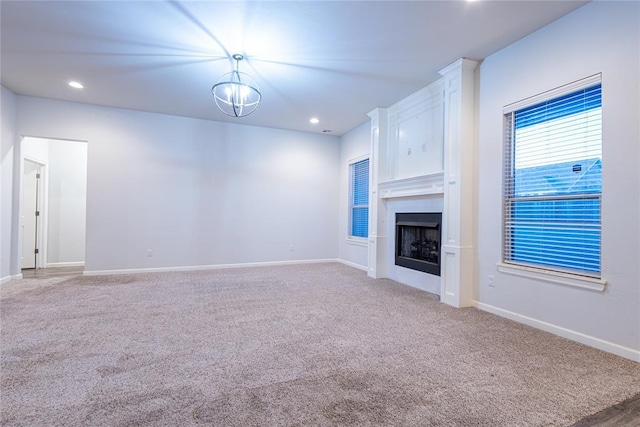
[1,273,23,285]
[336,259,368,272]
[45,262,85,268]
[83,258,340,276]
[474,301,640,363]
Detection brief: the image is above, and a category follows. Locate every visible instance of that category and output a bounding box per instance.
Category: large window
[349,157,369,239]
[503,76,602,277]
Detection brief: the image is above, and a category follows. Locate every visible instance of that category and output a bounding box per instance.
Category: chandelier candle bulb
[211,54,261,117]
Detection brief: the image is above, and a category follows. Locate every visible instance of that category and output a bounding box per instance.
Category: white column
[438,58,478,307]
[367,108,388,279]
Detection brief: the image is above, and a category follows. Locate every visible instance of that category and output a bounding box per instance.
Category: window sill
[346,237,368,247]
[496,262,606,292]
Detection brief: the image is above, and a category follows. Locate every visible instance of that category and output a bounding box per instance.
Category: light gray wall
[338,121,370,268]
[476,2,640,352]
[1,86,17,281]
[47,139,87,264]
[14,96,340,272]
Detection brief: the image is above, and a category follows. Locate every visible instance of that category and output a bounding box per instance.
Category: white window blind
[503,77,602,277]
[349,158,369,238]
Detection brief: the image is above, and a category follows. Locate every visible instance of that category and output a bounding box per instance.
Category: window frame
[348,155,370,243]
[500,74,606,291]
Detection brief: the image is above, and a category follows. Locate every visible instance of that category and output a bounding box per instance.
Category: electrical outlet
[488,275,495,287]
[146,249,153,257]
[289,245,294,252]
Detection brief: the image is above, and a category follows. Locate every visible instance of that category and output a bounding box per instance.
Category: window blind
[350,158,369,238]
[503,82,602,276]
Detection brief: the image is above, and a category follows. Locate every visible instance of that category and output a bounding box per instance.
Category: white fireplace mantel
[367,58,478,309]
[379,172,444,199]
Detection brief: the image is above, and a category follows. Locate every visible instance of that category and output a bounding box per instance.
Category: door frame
[12,135,89,277]
[20,156,48,270]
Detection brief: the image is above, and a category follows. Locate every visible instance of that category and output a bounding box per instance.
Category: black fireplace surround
[395,212,442,276]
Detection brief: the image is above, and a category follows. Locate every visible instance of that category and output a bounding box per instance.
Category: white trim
[20,156,49,270]
[438,57,478,77]
[379,172,445,199]
[497,262,606,292]
[83,259,340,276]
[23,155,47,167]
[503,73,601,114]
[346,237,368,247]
[45,262,85,268]
[12,274,23,280]
[0,276,11,285]
[337,259,368,272]
[474,301,640,362]
[348,153,369,166]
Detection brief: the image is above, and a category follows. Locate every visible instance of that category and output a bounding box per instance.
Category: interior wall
[1,86,17,281]
[14,96,340,273]
[476,1,640,355]
[47,139,87,265]
[338,121,370,269]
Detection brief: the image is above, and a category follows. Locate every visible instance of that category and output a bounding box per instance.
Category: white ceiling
[1,1,588,136]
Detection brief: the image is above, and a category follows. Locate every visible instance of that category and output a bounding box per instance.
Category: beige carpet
[1,263,639,426]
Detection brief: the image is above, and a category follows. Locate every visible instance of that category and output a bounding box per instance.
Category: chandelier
[211,54,261,117]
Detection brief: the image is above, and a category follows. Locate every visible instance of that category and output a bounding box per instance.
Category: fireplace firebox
[395,212,442,276]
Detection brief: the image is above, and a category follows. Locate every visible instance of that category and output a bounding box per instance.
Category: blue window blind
[503,80,602,276]
[350,158,369,238]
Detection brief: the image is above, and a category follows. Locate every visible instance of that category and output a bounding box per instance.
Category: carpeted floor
[1,263,639,426]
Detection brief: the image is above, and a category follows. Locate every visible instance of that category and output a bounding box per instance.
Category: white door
[21,160,41,269]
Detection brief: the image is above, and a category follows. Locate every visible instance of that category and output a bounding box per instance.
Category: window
[503,75,602,278]
[349,157,369,239]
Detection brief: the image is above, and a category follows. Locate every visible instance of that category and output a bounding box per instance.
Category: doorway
[20,137,88,272]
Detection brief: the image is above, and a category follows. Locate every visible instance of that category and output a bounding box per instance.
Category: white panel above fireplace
[386,80,445,182]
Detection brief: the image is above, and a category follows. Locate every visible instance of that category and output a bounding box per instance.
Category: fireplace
[395,212,442,276]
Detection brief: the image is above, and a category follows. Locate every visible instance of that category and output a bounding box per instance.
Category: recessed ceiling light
[68,81,84,89]
[310,118,319,124]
